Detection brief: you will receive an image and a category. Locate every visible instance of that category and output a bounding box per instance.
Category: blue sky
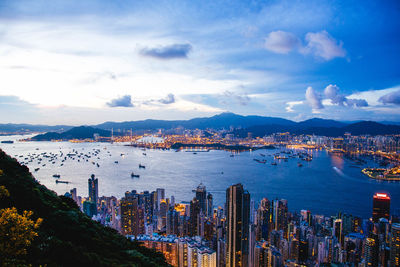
[0,0,399,124]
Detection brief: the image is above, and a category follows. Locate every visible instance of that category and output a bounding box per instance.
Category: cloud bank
[305,84,368,110]
[106,95,134,107]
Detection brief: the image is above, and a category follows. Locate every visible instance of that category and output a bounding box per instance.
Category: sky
[0,0,399,125]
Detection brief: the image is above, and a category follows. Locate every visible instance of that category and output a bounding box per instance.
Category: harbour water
[1,135,399,219]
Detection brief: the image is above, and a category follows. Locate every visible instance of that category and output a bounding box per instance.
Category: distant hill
[0,149,168,266]
[0,123,72,133]
[233,120,400,137]
[95,112,296,131]
[31,126,111,141]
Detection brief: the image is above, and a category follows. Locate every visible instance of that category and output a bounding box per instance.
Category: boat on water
[1,140,14,144]
[230,154,234,157]
[139,164,146,169]
[114,161,119,164]
[34,168,40,172]
[254,159,267,164]
[143,153,147,156]
[56,180,69,184]
[260,153,265,157]
[52,174,61,178]
[297,163,303,167]
[271,162,277,165]
[131,172,140,178]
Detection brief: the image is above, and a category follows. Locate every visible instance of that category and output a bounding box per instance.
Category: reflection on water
[331,154,344,170]
[0,135,398,218]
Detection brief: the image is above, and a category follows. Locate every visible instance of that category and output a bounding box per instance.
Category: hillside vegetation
[0,149,168,266]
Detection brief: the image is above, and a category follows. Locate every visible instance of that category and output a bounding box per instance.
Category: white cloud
[264,31,300,54]
[285,101,303,112]
[302,31,346,60]
[305,86,324,111]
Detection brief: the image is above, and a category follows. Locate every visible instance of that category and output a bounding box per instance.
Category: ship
[271,162,277,165]
[297,163,303,167]
[131,172,140,178]
[34,168,40,172]
[1,140,14,144]
[55,180,69,184]
[52,174,61,178]
[139,164,146,169]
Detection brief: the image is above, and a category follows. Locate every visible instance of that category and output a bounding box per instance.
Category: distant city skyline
[1,0,399,124]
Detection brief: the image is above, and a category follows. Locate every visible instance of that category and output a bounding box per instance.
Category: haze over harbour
[1,135,398,219]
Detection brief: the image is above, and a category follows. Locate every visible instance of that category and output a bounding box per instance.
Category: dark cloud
[140,44,192,59]
[106,95,134,107]
[346,98,368,107]
[159,94,175,104]
[379,89,400,105]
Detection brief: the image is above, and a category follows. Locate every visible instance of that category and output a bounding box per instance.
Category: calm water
[1,135,399,219]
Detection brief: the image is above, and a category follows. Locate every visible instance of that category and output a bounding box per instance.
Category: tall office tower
[157,199,168,231]
[274,199,288,233]
[365,237,379,266]
[156,188,165,212]
[88,174,98,205]
[195,183,207,214]
[207,193,213,217]
[120,195,145,236]
[256,198,271,241]
[189,198,200,236]
[390,223,400,266]
[226,183,250,267]
[372,193,390,223]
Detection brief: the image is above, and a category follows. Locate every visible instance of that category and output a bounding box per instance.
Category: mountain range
[2,113,400,138]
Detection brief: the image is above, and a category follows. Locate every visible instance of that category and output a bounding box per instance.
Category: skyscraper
[390,223,400,266]
[120,194,145,236]
[195,183,207,214]
[372,193,390,223]
[88,174,98,205]
[206,192,213,217]
[226,183,250,267]
[190,197,200,236]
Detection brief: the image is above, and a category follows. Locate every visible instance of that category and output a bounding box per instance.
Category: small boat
[131,172,140,178]
[193,152,197,154]
[56,180,69,184]
[230,155,234,157]
[1,140,14,144]
[143,153,147,156]
[271,162,277,165]
[34,168,40,172]
[114,161,119,164]
[52,174,61,178]
[260,153,265,157]
[297,163,303,167]
[139,164,146,169]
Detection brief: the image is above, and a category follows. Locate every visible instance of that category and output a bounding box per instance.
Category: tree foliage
[0,207,42,259]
